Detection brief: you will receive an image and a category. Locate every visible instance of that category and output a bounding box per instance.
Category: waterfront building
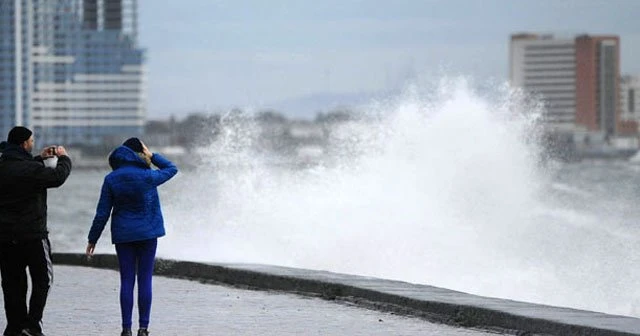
[0,0,145,147]
[509,33,637,136]
[621,75,640,125]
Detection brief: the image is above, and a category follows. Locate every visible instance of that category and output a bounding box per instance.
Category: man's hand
[55,146,68,157]
[39,146,56,159]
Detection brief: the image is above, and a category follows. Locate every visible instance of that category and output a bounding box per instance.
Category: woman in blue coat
[86,138,178,336]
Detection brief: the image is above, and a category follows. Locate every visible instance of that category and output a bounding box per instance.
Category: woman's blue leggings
[115,238,157,330]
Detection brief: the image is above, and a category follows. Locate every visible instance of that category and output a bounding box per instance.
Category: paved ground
[24,265,506,335]
[34,254,640,335]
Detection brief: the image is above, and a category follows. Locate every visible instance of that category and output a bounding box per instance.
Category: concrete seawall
[52,253,640,336]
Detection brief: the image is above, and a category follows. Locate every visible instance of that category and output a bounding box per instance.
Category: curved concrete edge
[52,253,639,336]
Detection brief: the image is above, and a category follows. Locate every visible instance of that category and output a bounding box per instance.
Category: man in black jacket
[0,127,72,336]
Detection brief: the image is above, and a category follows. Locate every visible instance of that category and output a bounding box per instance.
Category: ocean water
[48,78,640,318]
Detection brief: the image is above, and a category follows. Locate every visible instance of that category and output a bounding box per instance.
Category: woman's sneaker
[120,329,132,336]
[137,329,149,336]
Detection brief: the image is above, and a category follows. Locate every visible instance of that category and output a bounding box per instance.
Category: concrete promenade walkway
[35,265,500,335]
[41,253,640,335]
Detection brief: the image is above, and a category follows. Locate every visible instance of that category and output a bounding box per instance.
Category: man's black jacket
[0,144,72,241]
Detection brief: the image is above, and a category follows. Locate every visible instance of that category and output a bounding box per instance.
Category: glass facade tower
[0,0,145,147]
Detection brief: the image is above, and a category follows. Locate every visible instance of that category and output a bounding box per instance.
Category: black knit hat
[7,126,32,145]
[123,137,143,153]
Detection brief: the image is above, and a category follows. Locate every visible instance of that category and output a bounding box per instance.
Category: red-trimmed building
[510,33,637,137]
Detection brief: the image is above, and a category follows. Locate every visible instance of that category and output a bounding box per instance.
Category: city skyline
[139,0,640,119]
[0,0,145,146]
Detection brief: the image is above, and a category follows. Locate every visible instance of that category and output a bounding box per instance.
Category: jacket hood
[108,146,149,170]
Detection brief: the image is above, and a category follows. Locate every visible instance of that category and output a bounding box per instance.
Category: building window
[630,89,636,113]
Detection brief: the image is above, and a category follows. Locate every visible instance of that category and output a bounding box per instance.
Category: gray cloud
[140,0,640,118]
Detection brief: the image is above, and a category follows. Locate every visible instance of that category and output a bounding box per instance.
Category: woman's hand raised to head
[141,141,152,160]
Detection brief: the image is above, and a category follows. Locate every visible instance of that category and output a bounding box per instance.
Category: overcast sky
[139,0,640,119]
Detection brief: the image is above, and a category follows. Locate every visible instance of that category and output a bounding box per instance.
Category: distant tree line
[144,108,361,150]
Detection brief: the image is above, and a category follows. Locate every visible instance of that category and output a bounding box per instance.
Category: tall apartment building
[0,0,145,147]
[509,33,636,137]
[621,75,639,123]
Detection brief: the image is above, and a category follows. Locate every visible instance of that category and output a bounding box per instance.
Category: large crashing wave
[160,77,640,317]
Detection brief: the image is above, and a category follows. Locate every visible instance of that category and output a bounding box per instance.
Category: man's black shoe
[20,329,44,336]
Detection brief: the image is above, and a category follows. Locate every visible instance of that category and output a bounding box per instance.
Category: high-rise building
[621,75,640,124]
[510,34,577,130]
[0,0,145,147]
[509,33,636,136]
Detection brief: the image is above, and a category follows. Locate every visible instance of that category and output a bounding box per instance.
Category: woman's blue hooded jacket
[88,146,178,244]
